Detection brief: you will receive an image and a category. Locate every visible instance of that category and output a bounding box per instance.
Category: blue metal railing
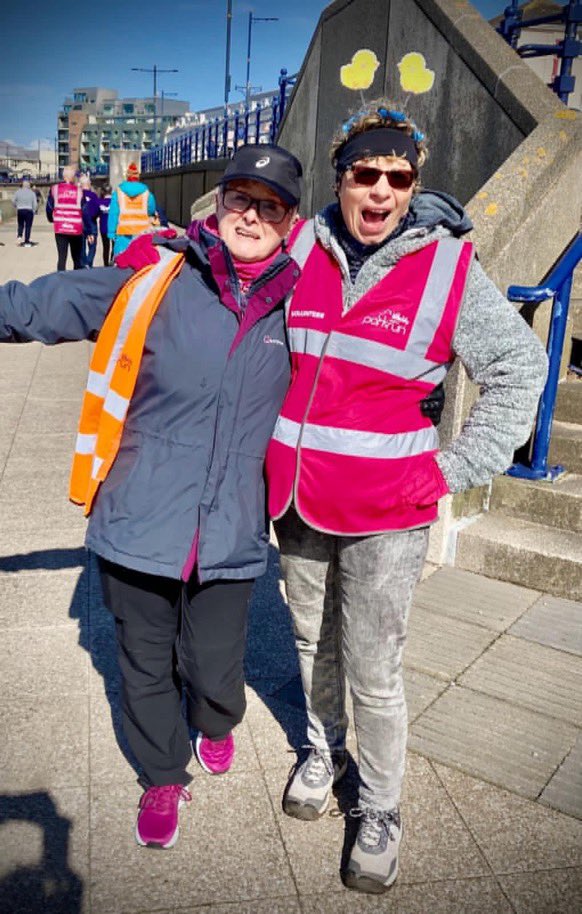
[506,232,582,481]
[141,68,297,174]
[497,0,581,104]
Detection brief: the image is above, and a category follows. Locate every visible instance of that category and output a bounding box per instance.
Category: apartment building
[58,87,189,173]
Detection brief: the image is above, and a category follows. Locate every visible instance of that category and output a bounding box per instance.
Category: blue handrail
[506,232,582,481]
[497,0,581,104]
[141,69,297,174]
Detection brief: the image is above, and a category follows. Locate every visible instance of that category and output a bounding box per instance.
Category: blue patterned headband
[342,107,425,143]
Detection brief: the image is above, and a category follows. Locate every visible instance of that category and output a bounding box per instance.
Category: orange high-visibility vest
[69,249,185,515]
[116,187,151,235]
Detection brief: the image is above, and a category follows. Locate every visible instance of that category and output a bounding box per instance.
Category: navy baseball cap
[219,144,302,206]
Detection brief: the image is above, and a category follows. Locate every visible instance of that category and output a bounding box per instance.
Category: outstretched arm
[0,267,132,344]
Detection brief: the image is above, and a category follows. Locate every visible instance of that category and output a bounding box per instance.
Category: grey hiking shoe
[344,807,402,893]
[283,747,347,820]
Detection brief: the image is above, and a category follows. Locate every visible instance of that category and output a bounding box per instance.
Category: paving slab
[299,878,514,913]
[0,786,89,914]
[89,773,297,913]
[498,867,582,914]
[0,695,89,791]
[404,668,449,723]
[412,565,539,631]
[0,529,87,571]
[0,567,87,631]
[139,902,301,914]
[405,606,497,681]
[540,733,582,819]
[509,594,582,656]
[16,396,85,436]
[408,686,579,799]
[4,431,82,469]
[433,763,582,873]
[0,625,88,702]
[459,634,582,726]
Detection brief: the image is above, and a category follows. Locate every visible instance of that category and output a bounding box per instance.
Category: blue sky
[0,1,558,147]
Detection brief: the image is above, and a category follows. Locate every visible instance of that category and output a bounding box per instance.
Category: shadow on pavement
[0,792,83,914]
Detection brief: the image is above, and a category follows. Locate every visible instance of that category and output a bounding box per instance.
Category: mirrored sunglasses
[349,165,416,190]
[222,189,289,224]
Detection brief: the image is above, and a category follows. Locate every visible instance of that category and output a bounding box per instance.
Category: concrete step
[455,514,582,601]
[554,380,582,424]
[490,473,582,533]
[549,421,582,474]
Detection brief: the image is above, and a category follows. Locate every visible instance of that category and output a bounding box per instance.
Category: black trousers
[100,233,111,266]
[98,558,253,788]
[17,209,34,243]
[55,233,83,270]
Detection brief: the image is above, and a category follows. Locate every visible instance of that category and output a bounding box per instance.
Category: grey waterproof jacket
[0,224,299,581]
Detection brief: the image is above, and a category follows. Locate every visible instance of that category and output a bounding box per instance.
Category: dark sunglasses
[349,165,416,190]
[222,188,289,224]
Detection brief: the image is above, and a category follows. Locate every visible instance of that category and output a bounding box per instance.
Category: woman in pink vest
[46,165,84,270]
[265,102,548,894]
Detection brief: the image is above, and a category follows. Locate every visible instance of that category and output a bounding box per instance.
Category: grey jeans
[275,508,429,811]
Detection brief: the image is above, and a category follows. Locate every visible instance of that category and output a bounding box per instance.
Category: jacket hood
[118,181,150,198]
[409,189,473,236]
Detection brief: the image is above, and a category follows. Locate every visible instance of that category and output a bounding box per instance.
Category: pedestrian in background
[97,185,112,266]
[80,174,99,268]
[108,162,156,257]
[12,179,37,247]
[46,165,83,270]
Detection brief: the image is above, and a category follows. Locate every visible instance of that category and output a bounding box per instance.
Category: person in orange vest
[46,165,83,270]
[108,161,157,257]
[0,143,304,852]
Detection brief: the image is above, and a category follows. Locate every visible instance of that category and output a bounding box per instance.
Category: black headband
[335,127,418,172]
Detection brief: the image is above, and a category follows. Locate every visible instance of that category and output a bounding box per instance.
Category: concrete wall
[142,160,229,227]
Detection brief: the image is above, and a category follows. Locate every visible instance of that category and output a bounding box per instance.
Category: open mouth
[362,209,390,226]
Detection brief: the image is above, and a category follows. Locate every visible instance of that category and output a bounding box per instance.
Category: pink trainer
[194,732,235,774]
[135,784,192,849]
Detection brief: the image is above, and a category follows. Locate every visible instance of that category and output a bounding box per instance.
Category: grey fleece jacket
[314,193,548,494]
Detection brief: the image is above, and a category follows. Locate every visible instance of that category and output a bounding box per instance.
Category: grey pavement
[0,214,581,914]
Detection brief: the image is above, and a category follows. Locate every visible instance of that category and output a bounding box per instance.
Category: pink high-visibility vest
[265,223,474,534]
[52,183,83,235]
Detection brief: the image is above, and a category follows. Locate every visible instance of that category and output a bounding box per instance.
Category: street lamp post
[131,65,179,146]
[224,0,233,116]
[243,13,279,107]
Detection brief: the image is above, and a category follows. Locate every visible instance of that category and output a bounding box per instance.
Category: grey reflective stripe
[273,415,437,459]
[407,238,463,353]
[75,432,97,454]
[92,455,104,478]
[290,220,316,269]
[326,332,447,383]
[103,388,129,422]
[285,221,317,319]
[86,370,108,398]
[287,327,328,358]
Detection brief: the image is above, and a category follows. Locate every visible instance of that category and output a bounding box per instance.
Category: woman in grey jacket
[266,103,548,895]
[0,144,304,849]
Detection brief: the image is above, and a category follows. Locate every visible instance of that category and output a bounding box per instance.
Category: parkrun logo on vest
[363,308,410,335]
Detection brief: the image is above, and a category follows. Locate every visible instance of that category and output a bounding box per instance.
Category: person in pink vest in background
[46,165,83,270]
[265,101,548,895]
